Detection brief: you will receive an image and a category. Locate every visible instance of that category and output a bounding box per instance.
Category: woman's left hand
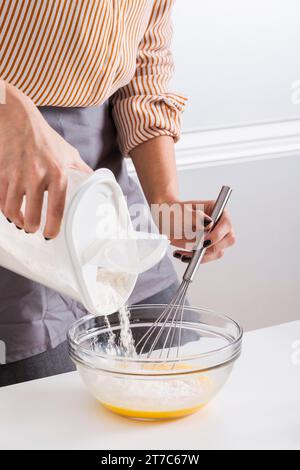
[130,137,236,264]
[157,199,236,264]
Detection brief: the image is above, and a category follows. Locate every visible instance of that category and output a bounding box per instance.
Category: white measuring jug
[0,169,169,315]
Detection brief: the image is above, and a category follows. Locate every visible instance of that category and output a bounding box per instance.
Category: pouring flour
[0,169,169,316]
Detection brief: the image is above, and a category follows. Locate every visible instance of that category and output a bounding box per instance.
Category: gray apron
[0,103,177,364]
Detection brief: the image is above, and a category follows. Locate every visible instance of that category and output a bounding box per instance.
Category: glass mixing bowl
[68,305,243,420]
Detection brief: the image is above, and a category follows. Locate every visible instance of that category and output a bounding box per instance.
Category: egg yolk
[100,402,205,419]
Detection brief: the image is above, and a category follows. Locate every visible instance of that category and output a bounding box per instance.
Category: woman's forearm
[130,136,180,205]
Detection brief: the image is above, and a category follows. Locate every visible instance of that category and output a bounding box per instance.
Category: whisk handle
[183,186,232,282]
[209,185,232,227]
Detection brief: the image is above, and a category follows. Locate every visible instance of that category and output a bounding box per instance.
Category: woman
[0,0,235,386]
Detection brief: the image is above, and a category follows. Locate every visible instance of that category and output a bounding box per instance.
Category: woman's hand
[169,200,236,264]
[130,136,236,265]
[151,199,235,264]
[0,81,91,239]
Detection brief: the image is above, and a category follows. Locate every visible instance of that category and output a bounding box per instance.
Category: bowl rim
[67,304,243,374]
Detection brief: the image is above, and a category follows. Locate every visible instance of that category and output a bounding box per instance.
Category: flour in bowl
[79,364,215,417]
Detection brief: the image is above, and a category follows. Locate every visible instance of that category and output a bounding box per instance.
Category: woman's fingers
[173,248,224,263]
[43,176,67,239]
[2,174,68,238]
[202,248,225,263]
[169,203,213,249]
[190,206,213,231]
[202,232,235,263]
[3,182,24,228]
[24,187,45,233]
[73,157,93,175]
[173,230,236,263]
[204,210,232,247]
[0,180,8,212]
[2,165,71,238]
[172,209,233,254]
[173,250,192,262]
[171,239,191,250]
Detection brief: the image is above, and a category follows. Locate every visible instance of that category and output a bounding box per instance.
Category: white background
[167,0,300,331]
[172,0,300,131]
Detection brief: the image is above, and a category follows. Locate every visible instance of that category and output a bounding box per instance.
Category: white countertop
[0,321,299,450]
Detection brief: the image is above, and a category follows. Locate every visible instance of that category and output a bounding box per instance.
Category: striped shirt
[0,0,187,156]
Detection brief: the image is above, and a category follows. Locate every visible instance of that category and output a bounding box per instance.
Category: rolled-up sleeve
[110,0,187,157]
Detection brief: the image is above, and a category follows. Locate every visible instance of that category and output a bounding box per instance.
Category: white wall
[168,0,300,330]
[172,0,300,130]
[170,155,300,332]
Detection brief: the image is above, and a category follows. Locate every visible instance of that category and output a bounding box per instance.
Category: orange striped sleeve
[110,0,187,157]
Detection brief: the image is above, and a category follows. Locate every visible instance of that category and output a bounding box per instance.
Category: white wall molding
[127,119,300,174]
[174,119,300,171]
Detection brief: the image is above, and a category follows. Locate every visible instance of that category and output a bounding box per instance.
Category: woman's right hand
[0,81,91,239]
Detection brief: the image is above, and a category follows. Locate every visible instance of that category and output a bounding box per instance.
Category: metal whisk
[136,186,232,360]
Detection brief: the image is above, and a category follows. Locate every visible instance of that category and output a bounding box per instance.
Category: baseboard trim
[127,119,300,174]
